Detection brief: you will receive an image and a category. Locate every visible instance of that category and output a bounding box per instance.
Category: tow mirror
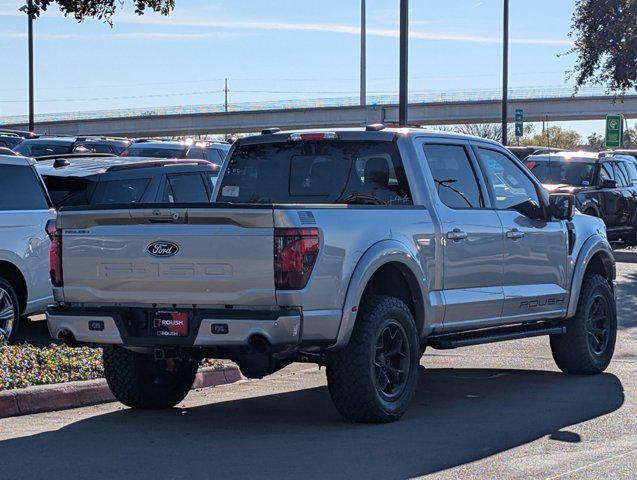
[549,193,575,220]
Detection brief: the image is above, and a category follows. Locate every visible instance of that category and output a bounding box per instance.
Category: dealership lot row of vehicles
[0,125,629,422]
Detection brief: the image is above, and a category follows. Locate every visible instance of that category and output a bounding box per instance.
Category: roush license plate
[152,311,189,337]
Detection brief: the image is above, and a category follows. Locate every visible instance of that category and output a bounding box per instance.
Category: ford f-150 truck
[46,127,617,423]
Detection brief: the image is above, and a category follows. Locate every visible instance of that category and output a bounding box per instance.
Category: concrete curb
[0,366,241,419]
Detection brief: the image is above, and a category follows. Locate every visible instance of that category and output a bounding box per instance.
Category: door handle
[506,229,525,240]
[446,228,468,241]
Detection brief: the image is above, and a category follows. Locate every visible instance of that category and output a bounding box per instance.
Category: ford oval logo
[147,241,179,258]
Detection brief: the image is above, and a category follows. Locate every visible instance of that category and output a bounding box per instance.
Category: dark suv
[14,137,131,158]
[524,151,637,243]
[35,156,220,208]
[121,140,230,162]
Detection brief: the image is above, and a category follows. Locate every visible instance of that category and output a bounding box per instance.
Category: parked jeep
[47,128,616,423]
[0,154,55,340]
[524,151,637,244]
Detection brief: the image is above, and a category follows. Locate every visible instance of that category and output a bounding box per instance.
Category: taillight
[46,220,63,287]
[274,228,320,290]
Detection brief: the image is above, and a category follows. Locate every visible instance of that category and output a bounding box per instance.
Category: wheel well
[585,252,614,287]
[0,261,27,314]
[361,262,425,334]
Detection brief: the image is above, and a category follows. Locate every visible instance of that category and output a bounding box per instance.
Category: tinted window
[206,148,225,163]
[623,161,637,186]
[524,160,596,187]
[600,163,615,182]
[613,162,630,187]
[91,178,150,204]
[78,143,112,154]
[164,174,209,203]
[124,147,186,159]
[218,141,412,205]
[42,176,95,207]
[185,148,206,160]
[0,165,49,210]
[478,148,539,209]
[14,143,73,157]
[423,144,483,209]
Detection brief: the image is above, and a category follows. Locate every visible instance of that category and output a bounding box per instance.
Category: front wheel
[103,347,198,409]
[326,295,419,423]
[550,274,616,375]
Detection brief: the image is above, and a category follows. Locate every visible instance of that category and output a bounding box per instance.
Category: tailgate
[58,207,276,306]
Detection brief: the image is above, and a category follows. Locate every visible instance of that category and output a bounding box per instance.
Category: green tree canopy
[28,1,174,22]
[521,126,582,150]
[570,0,637,93]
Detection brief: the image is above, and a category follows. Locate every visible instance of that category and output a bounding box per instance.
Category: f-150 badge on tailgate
[147,241,180,257]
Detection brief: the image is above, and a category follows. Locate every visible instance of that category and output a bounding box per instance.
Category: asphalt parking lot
[0,253,635,480]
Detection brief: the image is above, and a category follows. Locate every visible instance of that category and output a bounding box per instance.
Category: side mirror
[549,193,575,220]
[601,179,617,188]
[511,199,544,220]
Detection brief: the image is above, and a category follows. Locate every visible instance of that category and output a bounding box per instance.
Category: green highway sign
[514,109,524,137]
[605,114,624,148]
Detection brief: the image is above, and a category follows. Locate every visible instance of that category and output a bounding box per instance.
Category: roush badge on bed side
[147,241,180,257]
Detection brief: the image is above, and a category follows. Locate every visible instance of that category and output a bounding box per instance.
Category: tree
[439,123,533,144]
[28,1,174,23]
[570,0,637,94]
[521,126,582,150]
[587,132,605,150]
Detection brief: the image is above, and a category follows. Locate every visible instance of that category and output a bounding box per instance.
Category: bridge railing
[0,85,617,125]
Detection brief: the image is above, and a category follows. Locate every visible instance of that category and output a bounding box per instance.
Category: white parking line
[544,448,637,480]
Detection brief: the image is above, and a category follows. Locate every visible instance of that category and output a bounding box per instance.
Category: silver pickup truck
[46,127,616,423]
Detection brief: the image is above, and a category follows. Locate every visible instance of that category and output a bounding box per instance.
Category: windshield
[525,160,596,186]
[217,140,412,205]
[123,146,186,159]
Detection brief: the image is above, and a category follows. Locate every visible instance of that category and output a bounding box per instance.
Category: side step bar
[427,322,566,350]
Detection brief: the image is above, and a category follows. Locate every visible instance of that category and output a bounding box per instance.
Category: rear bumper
[46,306,301,348]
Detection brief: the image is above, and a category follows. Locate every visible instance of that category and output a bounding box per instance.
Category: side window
[92,178,150,204]
[613,162,630,187]
[78,143,112,154]
[623,161,637,186]
[0,165,49,210]
[185,148,206,160]
[477,148,539,210]
[165,173,210,203]
[600,163,615,182]
[423,144,483,209]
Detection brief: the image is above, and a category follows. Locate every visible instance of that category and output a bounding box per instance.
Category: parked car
[14,136,131,158]
[47,127,615,423]
[0,132,26,150]
[0,154,55,340]
[507,145,564,161]
[121,140,230,162]
[524,151,637,244]
[36,156,221,208]
[601,149,637,163]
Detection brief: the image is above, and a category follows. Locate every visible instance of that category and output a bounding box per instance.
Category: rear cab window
[217,139,412,205]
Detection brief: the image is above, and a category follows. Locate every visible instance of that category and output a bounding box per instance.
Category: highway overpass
[3,93,637,137]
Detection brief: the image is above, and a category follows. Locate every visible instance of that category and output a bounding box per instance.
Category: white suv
[0,154,55,340]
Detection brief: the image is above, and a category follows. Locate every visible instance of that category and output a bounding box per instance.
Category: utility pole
[360,0,366,107]
[399,0,409,127]
[224,78,228,113]
[20,0,35,132]
[501,0,509,145]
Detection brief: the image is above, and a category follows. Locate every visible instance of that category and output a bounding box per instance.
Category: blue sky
[0,0,620,137]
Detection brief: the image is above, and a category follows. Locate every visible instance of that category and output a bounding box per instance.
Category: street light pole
[399,0,409,127]
[26,0,34,132]
[501,0,509,145]
[360,0,366,107]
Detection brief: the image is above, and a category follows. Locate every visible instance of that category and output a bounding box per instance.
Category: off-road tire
[550,274,616,375]
[0,276,20,343]
[103,346,198,409]
[326,295,419,423]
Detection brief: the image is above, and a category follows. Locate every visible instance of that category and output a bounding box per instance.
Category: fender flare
[567,234,615,318]
[329,239,428,350]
